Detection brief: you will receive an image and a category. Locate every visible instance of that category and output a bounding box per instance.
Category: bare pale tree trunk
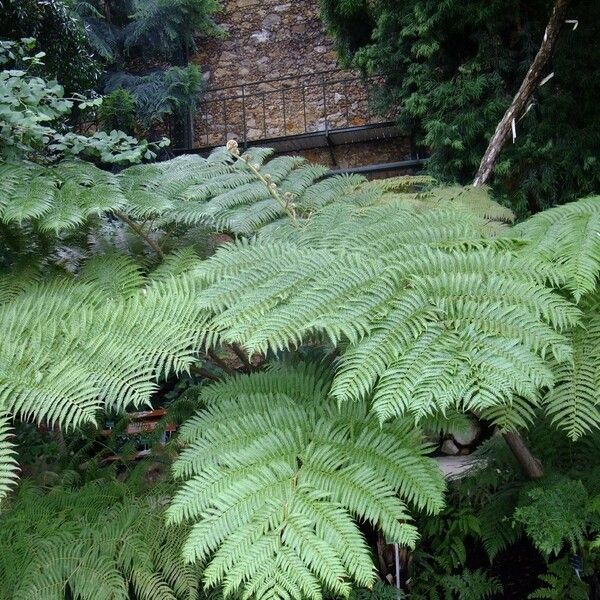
[473,0,572,187]
[471,0,574,480]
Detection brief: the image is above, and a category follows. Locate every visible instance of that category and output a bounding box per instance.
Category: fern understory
[0,478,203,600]
[0,145,598,599]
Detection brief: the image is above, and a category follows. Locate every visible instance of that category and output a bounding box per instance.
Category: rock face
[452,420,480,447]
[190,0,411,168]
[441,439,460,456]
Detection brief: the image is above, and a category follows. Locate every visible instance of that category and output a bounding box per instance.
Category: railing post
[343,80,350,127]
[301,82,307,133]
[262,92,267,138]
[241,85,247,149]
[321,73,328,132]
[222,98,228,146]
[282,89,287,135]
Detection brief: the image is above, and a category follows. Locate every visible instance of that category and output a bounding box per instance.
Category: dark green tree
[71,0,222,142]
[0,0,100,93]
[320,0,600,216]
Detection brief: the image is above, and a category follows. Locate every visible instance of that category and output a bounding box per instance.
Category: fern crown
[168,364,445,600]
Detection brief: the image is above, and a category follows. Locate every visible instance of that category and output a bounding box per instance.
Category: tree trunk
[473,0,572,187]
[503,431,544,480]
[472,1,572,479]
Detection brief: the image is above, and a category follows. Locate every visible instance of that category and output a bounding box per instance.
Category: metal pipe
[327,158,428,176]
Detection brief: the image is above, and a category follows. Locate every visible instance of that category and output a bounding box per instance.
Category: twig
[230,343,253,372]
[113,209,165,260]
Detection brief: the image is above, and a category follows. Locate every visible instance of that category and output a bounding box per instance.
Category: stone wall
[191,0,412,169]
[194,0,341,89]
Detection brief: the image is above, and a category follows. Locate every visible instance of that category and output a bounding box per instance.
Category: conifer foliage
[320,0,600,214]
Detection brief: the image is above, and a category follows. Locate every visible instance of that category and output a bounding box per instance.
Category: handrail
[195,68,388,149]
[203,68,357,94]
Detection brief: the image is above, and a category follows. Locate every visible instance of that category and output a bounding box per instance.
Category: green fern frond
[0,254,207,430]
[439,568,503,600]
[169,364,445,600]
[0,480,201,600]
[478,484,521,560]
[513,196,600,299]
[543,296,600,439]
[0,413,18,505]
[420,185,515,225]
[528,557,589,599]
[0,161,126,233]
[513,477,589,557]
[196,198,579,424]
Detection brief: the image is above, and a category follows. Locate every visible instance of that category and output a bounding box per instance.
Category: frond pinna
[0,479,201,600]
[169,363,445,600]
[196,196,580,427]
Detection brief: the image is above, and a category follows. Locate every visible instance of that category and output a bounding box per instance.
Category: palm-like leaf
[168,364,445,600]
[196,199,579,425]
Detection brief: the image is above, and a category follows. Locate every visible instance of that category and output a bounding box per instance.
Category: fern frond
[512,196,600,299]
[542,296,600,439]
[0,480,201,599]
[196,198,579,424]
[0,254,207,430]
[169,364,445,600]
[0,413,18,505]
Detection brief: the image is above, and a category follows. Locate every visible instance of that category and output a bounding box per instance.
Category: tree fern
[512,196,600,299]
[196,197,579,426]
[168,363,445,600]
[0,151,349,235]
[0,479,202,600]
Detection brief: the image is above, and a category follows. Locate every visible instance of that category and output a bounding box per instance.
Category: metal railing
[195,69,391,148]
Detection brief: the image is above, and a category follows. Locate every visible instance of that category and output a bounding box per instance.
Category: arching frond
[0,413,18,505]
[196,199,579,424]
[512,196,600,299]
[0,254,208,429]
[169,364,445,600]
[0,161,126,233]
[0,480,201,600]
[543,295,600,439]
